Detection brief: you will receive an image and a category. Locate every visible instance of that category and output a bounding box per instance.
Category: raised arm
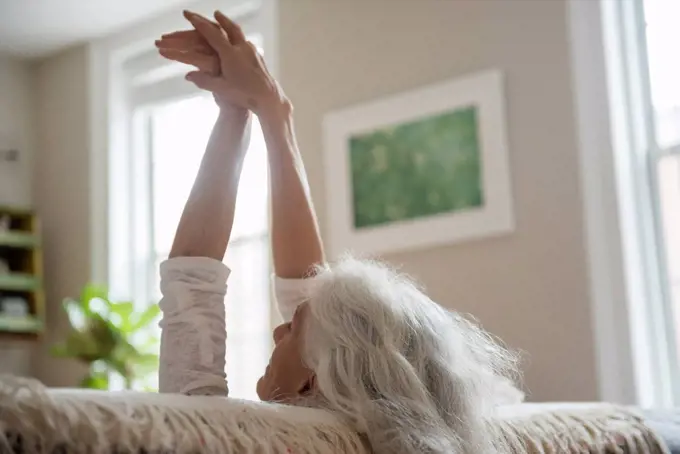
[260,103,325,279]
[156,11,324,327]
[157,11,253,396]
[169,110,250,260]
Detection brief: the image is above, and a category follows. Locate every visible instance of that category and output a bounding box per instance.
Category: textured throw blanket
[0,375,669,453]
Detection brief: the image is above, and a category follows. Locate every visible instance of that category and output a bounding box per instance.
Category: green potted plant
[51,284,160,390]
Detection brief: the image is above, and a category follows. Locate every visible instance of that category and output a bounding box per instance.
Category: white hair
[300,257,522,454]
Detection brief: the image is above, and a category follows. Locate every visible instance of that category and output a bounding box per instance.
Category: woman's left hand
[156,11,285,115]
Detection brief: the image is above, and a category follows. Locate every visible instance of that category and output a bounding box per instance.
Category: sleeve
[158,256,230,396]
[272,275,319,323]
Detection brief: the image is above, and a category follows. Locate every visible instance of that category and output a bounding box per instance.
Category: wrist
[218,105,251,122]
[257,95,293,125]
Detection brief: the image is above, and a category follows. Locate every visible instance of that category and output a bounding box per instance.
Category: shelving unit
[0,206,44,336]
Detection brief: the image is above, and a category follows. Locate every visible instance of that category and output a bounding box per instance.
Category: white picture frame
[322,69,514,257]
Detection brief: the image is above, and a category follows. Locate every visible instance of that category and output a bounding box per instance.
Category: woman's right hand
[156,11,287,115]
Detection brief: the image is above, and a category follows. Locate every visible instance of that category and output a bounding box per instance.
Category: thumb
[185,71,220,91]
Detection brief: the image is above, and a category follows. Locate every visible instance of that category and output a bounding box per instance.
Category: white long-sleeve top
[158,256,312,396]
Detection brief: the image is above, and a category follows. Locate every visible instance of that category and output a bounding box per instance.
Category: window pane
[151,96,217,252]
[224,236,271,399]
[657,154,680,355]
[644,0,680,147]
[224,236,271,336]
[150,95,268,253]
[226,335,270,400]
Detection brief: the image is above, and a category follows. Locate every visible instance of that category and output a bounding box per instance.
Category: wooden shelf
[0,314,43,334]
[0,273,41,292]
[0,207,44,337]
[0,231,39,248]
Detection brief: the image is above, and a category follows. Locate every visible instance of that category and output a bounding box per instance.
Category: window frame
[88,0,281,393]
[570,0,680,406]
[614,0,680,407]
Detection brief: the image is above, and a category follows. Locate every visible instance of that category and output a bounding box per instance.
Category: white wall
[32,45,91,386]
[0,57,36,376]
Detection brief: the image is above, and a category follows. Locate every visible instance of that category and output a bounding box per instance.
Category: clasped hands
[155,10,286,116]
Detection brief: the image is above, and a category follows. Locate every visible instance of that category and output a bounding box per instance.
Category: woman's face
[257,302,316,401]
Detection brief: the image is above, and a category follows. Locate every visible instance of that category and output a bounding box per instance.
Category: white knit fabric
[0,375,669,454]
[0,375,369,454]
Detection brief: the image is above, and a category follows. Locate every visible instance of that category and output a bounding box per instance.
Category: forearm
[259,102,324,278]
[170,109,251,259]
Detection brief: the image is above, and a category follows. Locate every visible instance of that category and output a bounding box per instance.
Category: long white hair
[300,257,522,454]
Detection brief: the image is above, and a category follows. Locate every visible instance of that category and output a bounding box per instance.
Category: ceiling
[0,0,198,59]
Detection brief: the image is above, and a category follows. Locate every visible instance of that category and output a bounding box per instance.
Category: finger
[214,11,246,44]
[158,49,220,75]
[183,10,231,56]
[155,38,214,55]
[185,71,221,92]
[161,24,219,41]
[160,30,204,42]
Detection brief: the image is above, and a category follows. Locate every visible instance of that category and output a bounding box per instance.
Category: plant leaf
[109,301,134,332]
[88,314,121,357]
[80,371,109,390]
[80,283,108,304]
[131,305,160,332]
[65,330,100,362]
[62,298,87,330]
[79,284,109,315]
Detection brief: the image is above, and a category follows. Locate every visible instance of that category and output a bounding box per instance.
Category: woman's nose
[272,323,288,344]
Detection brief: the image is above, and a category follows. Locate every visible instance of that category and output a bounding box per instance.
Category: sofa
[0,375,677,453]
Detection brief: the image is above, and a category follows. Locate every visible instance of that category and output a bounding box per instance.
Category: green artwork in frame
[348,106,483,229]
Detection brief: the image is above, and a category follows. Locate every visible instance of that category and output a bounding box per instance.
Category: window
[644,0,680,340]
[108,33,271,398]
[642,0,680,401]
[604,0,680,405]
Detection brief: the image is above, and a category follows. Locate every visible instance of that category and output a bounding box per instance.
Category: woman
[155,10,521,453]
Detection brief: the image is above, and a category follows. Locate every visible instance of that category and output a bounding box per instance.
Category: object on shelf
[0,259,8,275]
[1,296,29,318]
[0,215,9,233]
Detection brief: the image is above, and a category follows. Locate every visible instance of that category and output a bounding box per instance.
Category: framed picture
[322,69,514,257]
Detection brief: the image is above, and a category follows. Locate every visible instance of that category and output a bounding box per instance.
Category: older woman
[155,10,521,454]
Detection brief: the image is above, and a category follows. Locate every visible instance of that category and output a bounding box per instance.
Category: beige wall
[32,45,90,386]
[278,0,597,401]
[0,57,36,375]
[0,58,35,207]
